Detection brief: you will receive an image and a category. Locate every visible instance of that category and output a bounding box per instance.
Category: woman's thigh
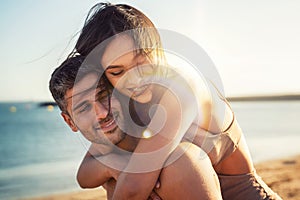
[155,142,222,200]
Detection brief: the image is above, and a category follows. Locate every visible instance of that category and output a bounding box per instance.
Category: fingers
[102,182,108,190]
[155,180,161,189]
[149,179,161,199]
[149,191,162,200]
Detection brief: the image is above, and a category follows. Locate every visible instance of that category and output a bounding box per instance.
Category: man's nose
[94,101,108,120]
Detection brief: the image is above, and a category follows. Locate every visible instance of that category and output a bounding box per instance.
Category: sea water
[0,103,87,200]
[232,101,300,162]
[0,101,300,199]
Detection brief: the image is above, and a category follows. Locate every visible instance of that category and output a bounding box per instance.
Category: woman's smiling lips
[127,84,150,97]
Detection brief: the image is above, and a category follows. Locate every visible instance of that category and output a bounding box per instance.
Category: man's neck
[116,135,139,152]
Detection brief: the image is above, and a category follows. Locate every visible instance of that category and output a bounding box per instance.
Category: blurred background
[1,0,300,199]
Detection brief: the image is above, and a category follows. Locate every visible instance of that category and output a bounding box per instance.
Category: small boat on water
[38,102,57,107]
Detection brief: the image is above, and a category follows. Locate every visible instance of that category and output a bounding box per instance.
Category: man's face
[62,73,125,146]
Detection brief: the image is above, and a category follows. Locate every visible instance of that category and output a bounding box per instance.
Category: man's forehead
[65,75,107,104]
[69,72,103,93]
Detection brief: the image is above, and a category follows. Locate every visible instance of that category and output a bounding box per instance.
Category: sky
[0,0,300,101]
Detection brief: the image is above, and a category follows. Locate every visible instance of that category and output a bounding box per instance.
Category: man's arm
[77,151,115,188]
[77,149,162,200]
[77,144,129,188]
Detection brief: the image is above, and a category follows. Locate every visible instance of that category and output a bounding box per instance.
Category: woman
[49,55,222,200]
[73,2,282,200]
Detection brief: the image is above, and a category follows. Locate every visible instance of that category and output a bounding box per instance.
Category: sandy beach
[28,155,300,200]
[255,155,300,199]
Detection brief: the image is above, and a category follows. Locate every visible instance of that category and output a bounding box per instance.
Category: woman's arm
[112,81,201,199]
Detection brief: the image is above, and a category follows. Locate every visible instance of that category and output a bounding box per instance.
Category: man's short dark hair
[49,55,105,112]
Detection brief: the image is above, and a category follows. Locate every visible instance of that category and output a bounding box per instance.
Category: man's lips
[95,118,117,133]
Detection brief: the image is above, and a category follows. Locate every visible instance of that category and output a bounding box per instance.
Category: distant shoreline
[227,94,300,101]
[1,94,300,103]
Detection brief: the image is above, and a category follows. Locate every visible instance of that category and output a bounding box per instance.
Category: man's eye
[79,104,91,113]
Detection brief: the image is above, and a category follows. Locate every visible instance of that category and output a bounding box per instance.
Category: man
[49,55,222,200]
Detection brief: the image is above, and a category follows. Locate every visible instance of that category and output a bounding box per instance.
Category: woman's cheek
[106,76,117,87]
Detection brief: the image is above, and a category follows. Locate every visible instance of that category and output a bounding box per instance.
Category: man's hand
[148,190,161,200]
[148,179,161,200]
[155,179,161,189]
[103,179,116,200]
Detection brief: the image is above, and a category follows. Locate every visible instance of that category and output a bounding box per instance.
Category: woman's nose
[124,69,144,86]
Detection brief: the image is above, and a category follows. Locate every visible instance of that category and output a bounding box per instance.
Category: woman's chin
[132,91,152,103]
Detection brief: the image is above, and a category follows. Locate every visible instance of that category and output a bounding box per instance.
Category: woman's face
[101,34,154,103]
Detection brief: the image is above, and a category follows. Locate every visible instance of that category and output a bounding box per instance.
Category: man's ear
[61,112,78,132]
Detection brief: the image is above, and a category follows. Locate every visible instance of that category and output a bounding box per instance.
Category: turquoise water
[0,103,87,200]
[0,101,300,199]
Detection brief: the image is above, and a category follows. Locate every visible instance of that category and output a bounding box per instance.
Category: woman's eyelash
[110,70,123,76]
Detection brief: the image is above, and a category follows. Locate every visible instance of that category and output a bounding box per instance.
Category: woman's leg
[155,142,222,200]
[104,142,222,200]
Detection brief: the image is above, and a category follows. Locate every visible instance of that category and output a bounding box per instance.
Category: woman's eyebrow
[106,65,123,70]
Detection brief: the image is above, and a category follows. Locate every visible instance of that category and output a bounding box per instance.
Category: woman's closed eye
[108,70,124,76]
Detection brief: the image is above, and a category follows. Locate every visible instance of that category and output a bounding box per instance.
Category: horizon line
[1,93,300,103]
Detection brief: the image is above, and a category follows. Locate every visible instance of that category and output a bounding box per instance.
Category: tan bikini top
[205,85,243,166]
[183,82,242,166]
